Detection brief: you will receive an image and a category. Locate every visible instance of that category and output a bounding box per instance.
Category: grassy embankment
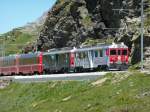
[0,30,36,56]
[0,72,150,112]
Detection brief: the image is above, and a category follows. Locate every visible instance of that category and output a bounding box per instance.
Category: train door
[92,49,107,68]
[75,51,90,69]
[57,53,70,71]
[70,52,75,68]
[43,53,57,72]
[117,49,122,64]
[64,53,70,68]
[88,50,94,69]
[116,48,128,64]
[120,48,128,64]
[55,54,59,71]
[43,54,50,71]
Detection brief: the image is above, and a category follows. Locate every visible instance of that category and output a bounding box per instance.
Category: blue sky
[0,0,56,34]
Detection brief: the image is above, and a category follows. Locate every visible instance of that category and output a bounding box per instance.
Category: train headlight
[118,56,121,61]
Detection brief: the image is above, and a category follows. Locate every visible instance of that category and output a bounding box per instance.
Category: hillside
[0,11,47,55]
[0,72,150,112]
[19,11,48,35]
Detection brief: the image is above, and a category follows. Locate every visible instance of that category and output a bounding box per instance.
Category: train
[0,43,129,76]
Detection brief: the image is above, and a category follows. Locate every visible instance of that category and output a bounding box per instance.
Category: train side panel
[38,53,43,74]
[0,56,18,75]
[43,52,70,73]
[17,53,43,74]
[73,48,108,70]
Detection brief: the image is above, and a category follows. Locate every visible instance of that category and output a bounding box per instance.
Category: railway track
[0,71,128,83]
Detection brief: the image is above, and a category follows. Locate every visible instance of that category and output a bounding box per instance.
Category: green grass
[5,33,34,55]
[0,72,150,112]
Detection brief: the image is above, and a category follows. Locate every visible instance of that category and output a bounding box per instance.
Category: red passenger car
[17,53,43,75]
[0,53,43,75]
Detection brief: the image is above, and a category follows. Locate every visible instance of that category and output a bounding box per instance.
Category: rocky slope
[37,0,150,68]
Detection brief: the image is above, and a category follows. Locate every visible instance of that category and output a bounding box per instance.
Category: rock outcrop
[36,0,150,68]
[38,0,140,50]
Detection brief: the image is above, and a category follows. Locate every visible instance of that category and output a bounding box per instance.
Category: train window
[99,50,103,57]
[65,54,68,59]
[81,52,85,59]
[32,57,35,64]
[81,52,84,59]
[65,54,69,63]
[110,50,117,55]
[51,55,55,60]
[118,50,121,55]
[78,52,88,59]
[60,54,65,63]
[75,53,79,58]
[78,52,82,59]
[21,58,24,65]
[6,58,8,66]
[94,51,98,57]
[56,54,59,62]
[84,52,88,58]
[122,49,127,55]
[5,59,7,66]
[91,50,94,57]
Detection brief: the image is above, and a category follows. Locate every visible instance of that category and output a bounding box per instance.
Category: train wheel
[105,66,109,71]
[42,70,47,75]
[11,73,15,76]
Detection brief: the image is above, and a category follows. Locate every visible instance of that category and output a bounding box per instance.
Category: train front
[107,43,129,70]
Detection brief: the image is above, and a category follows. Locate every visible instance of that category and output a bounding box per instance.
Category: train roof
[0,55,16,59]
[108,43,128,48]
[43,47,73,55]
[0,43,128,58]
[18,52,41,58]
[0,52,41,60]
[73,43,128,52]
[0,55,16,61]
[43,43,128,54]
[78,43,128,49]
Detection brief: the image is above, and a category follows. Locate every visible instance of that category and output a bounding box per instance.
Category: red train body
[0,53,43,75]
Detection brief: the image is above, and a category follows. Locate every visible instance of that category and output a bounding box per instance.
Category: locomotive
[0,43,129,76]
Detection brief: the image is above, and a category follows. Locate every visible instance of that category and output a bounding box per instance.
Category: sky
[0,0,56,34]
